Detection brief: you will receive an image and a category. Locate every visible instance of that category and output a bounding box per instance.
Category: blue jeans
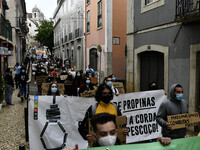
[20,84,26,97]
[5,84,13,104]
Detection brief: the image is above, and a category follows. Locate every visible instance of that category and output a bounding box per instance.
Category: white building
[53,0,85,70]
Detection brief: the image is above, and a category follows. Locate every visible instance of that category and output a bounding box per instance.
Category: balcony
[1,15,12,41]
[75,28,80,38]
[69,33,73,41]
[16,17,24,35]
[176,0,200,22]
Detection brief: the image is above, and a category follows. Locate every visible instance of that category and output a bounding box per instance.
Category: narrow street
[0,89,29,150]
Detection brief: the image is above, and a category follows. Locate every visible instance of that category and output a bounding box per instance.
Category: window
[145,0,157,5]
[72,50,74,61]
[87,10,90,33]
[34,13,36,17]
[97,0,102,28]
[87,0,90,4]
[141,0,164,13]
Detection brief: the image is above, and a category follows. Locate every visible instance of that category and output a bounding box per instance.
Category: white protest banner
[112,90,166,143]
[29,96,96,150]
[29,90,166,149]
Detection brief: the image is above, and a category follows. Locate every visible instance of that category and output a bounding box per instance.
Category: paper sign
[80,90,96,97]
[60,75,68,81]
[167,112,200,130]
[36,76,48,85]
[90,77,98,84]
[113,82,125,94]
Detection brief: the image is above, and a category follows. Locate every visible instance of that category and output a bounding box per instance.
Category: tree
[35,19,54,54]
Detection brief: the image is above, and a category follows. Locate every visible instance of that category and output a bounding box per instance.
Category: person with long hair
[47,83,60,96]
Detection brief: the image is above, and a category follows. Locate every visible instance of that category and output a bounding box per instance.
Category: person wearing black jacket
[19,67,29,102]
[78,77,94,96]
[3,69,14,105]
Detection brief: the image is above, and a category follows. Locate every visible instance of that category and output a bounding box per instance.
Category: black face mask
[101,95,112,104]
[150,86,157,90]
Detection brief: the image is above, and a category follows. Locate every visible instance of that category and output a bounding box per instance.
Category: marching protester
[78,77,94,96]
[73,71,83,96]
[78,83,122,141]
[156,84,188,139]
[90,113,171,147]
[3,68,15,105]
[18,67,29,103]
[85,64,95,75]
[14,62,21,89]
[105,76,119,96]
[47,83,60,96]
[149,81,158,90]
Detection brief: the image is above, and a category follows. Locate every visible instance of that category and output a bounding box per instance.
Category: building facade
[6,0,28,68]
[85,0,127,80]
[0,0,13,74]
[26,5,44,51]
[126,0,200,113]
[53,0,85,70]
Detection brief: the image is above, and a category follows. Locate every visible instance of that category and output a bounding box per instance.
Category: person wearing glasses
[78,83,121,141]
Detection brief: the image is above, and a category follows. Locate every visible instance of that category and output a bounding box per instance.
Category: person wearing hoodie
[156,84,188,139]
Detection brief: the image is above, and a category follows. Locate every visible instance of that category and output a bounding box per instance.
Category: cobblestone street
[0,89,29,150]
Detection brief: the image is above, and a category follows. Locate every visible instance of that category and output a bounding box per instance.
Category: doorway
[140,51,164,91]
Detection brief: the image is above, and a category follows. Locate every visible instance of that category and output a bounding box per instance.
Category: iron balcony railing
[75,28,80,38]
[16,17,24,34]
[176,0,200,20]
[1,15,12,41]
[69,32,73,41]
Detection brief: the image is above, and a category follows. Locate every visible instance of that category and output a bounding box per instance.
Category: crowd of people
[4,54,198,149]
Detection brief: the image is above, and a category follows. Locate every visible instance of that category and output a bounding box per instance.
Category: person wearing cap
[3,68,15,105]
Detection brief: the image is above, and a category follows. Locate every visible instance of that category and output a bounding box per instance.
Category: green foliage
[0,75,5,103]
[35,19,54,54]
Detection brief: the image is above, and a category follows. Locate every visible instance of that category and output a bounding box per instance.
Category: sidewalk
[0,89,29,150]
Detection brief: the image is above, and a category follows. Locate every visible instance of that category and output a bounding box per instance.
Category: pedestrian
[78,83,121,141]
[18,67,29,102]
[14,62,21,88]
[156,84,188,139]
[3,68,14,105]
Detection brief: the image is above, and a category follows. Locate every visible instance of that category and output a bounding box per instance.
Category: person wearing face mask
[78,77,94,96]
[18,67,29,102]
[47,83,60,96]
[156,84,188,139]
[105,77,119,96]
[78,84,121,141]
[90,113,171,147]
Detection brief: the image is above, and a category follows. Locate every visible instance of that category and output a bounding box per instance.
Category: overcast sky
[25,0,57,19]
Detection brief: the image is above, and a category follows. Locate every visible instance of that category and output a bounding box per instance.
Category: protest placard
[80,90,96,97]
[167,112,200,130]
[60,75,68,81]
[113,82,125,94]
[36,76,48,85]
[41,83,50,95]
[90,77,98,84]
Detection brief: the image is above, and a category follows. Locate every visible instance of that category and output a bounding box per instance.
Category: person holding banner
[78,84,122,141]
[90,113,171,147]
[156,84,188,139]
[47,83,60,96]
